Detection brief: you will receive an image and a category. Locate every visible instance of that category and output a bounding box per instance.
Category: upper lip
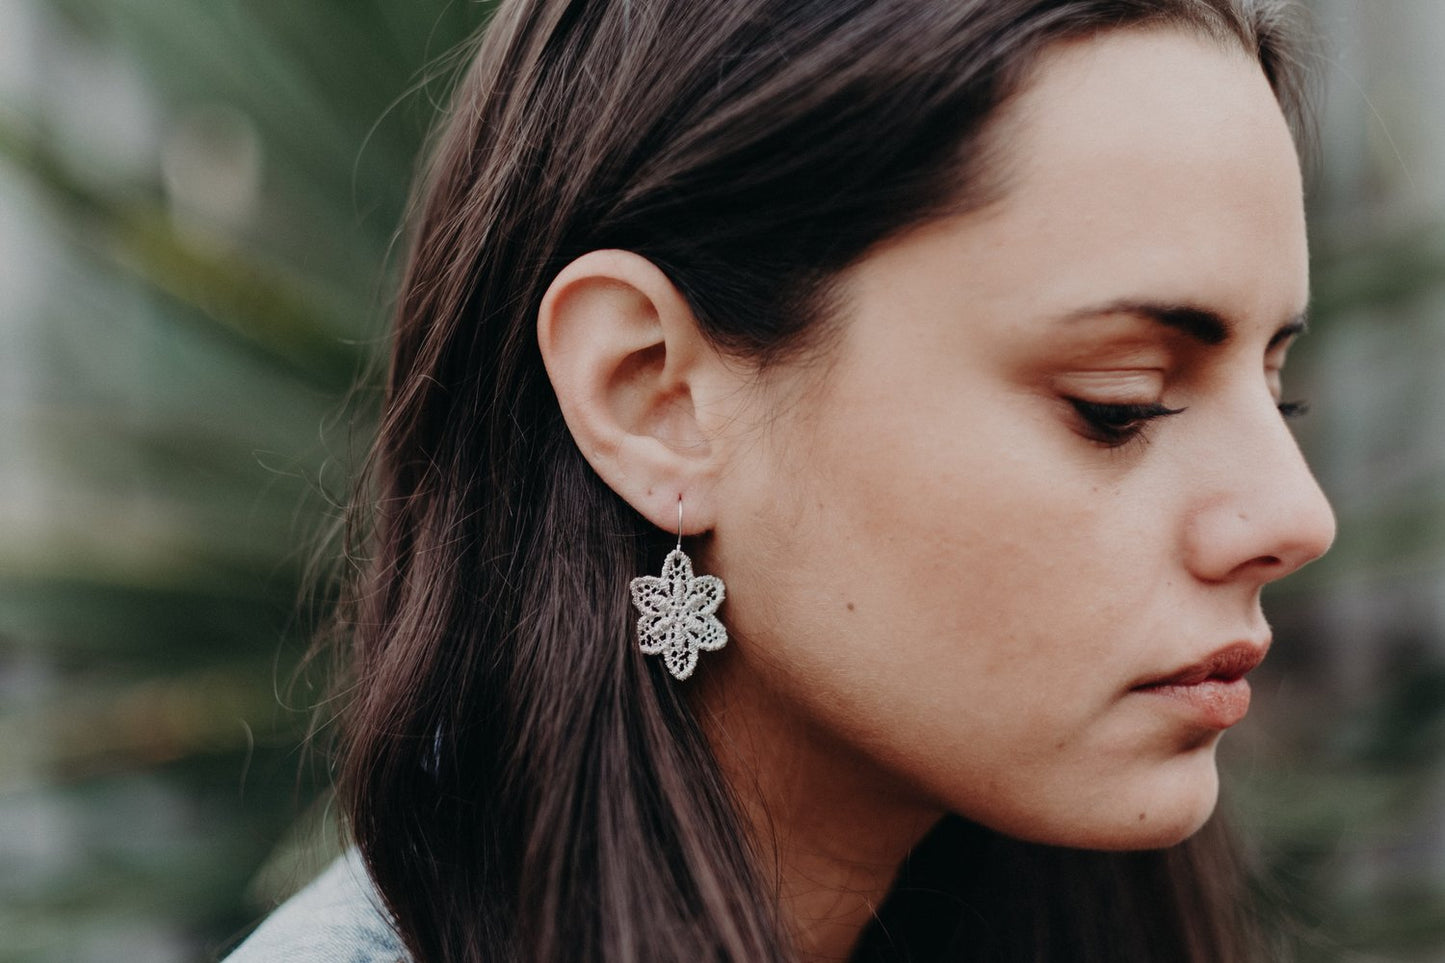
[1133,640,1270,689]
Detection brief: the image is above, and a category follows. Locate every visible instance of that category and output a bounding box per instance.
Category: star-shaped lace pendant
[629,547,727,680]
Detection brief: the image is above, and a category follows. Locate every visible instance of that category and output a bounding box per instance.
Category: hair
[324,1,1314,960]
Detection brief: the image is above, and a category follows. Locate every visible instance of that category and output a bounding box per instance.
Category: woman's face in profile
[703,28,1336,849]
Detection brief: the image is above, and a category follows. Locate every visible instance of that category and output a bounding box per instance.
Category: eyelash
[1277,399,1310,419]
[1068,398,1310,449]
[1069,399,1184,449]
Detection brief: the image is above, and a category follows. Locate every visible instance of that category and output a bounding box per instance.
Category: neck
[693,668,942,963]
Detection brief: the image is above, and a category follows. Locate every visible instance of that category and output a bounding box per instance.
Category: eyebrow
[1058,299,1308,349]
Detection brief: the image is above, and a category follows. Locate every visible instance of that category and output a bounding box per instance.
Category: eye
[1278,399,1309,419]
[1068,398,1185,449]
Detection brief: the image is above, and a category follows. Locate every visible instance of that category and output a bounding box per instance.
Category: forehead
[955,27,1309,318]
[1000,27,1296,196]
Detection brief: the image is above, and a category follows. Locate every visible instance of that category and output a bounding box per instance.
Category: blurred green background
[0,1,1442,960]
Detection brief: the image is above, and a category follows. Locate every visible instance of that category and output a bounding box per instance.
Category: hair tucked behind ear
[321,1,1314,960]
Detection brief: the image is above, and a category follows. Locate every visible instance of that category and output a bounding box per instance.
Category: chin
[1080,753,1223,851]
[989,751,1223,852]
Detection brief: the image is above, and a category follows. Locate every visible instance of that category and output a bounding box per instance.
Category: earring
[629,496,727,681]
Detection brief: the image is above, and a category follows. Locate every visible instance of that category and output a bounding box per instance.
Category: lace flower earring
[629,496,727,680]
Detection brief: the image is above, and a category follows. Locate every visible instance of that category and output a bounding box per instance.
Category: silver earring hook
[676,495,684,550]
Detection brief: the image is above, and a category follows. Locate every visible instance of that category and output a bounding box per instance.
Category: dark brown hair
[328,1,1313,960]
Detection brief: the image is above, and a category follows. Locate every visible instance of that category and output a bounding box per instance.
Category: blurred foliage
[0,1,494,959]
[1229,647,1445,961]
[0,1,1443,962]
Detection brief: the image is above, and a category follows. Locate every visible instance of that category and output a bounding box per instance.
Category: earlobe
[537,249,723,534]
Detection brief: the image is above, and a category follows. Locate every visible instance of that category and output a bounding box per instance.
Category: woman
[225,0,1334,960]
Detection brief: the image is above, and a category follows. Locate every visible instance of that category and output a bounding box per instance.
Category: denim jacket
[222,849,411,962]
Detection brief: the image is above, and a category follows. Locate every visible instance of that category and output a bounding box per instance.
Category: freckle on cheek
[846,602,856,612]
[1138,812,1147,822]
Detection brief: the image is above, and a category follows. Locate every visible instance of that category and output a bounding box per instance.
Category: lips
[1135,640,1268,689]
[1131,640,1269,730]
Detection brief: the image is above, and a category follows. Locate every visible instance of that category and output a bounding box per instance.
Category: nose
[1183,405,1336,587]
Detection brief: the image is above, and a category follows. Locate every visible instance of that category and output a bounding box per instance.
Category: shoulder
[221,848,411,963]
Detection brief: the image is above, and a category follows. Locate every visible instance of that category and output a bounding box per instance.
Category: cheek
[712,366,1211,848]
[726,382,1111,722]
[790,384,1144,678]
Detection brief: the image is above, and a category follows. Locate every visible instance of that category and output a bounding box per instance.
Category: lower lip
[1134,678,1252,729]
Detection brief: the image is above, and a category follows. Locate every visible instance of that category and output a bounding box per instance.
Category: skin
[539,27,1335,963]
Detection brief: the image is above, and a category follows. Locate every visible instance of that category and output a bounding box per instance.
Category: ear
[537,249,728,535]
